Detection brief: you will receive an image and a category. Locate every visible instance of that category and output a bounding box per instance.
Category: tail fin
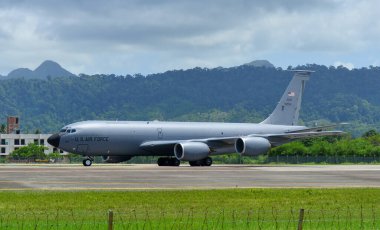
[260,70,313,126]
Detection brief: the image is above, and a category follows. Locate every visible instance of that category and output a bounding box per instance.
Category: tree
[0,124,6,133]
[269,141,307,156]
[47,152,63,159]
[362,129,378,138]
[9,143,47,160]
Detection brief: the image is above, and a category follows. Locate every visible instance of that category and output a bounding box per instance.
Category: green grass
[0,188,379,229]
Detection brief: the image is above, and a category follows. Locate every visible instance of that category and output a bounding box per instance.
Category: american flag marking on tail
[288,91,295,97]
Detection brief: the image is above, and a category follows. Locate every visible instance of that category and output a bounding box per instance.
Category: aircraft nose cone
[47,133,60,147]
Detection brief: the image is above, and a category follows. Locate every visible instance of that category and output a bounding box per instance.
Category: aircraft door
[76,144,88,154]
[157,128,163,139]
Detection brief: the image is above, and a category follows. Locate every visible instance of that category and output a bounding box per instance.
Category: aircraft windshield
[66,129,77,133]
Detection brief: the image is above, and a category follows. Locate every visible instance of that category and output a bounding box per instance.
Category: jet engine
[235,137,271,156]
[101,155,132,163]
[174,142,210,161]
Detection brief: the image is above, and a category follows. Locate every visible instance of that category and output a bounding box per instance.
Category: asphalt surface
[0,164,379,190]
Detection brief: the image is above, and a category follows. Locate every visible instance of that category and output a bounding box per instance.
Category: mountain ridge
[243,60,275,68]
[2,60,76,79]
[0,63,379,137]
[2,59,275,79]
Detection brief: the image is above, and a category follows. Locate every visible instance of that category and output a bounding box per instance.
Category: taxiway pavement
[0,164,379,190]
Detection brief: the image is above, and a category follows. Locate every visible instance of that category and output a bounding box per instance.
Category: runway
[0,164,379,190]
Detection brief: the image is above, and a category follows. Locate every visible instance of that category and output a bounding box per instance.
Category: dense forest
[0,64,380,136]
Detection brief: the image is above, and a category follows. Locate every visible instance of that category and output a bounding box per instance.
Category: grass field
[0,188,379,229]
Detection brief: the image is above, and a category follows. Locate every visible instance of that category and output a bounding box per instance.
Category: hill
[0,63,379,136]
[2,60,76,79]
[243,60,275,68]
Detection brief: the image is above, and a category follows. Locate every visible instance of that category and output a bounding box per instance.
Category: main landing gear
[156,157,213,166]
[83,157,94,167]
[157,157,181,166]
[189,157,212,166]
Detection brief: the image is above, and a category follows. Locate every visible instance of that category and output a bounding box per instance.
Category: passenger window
[71,129,76,133]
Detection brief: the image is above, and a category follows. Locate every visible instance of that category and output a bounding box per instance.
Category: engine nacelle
[235,137,271,156]
[102,155,132,163]
[174,142,210,161]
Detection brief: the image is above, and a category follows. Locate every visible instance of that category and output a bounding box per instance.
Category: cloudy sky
[0,0,379,75]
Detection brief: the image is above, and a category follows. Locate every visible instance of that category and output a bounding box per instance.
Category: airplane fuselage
[57,120,305,157]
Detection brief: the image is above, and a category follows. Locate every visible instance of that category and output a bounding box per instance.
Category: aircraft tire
[171,158,180,166]
[158,157,179,166]
[164,158,171,166]
[203,157,212,166]
[189,161,200,166]
[157,158,165,166]
[83,159,92,167]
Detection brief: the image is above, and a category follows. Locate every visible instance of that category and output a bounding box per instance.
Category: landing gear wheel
[189,160,201,166]
[189,157,212,166]
[204,157,212,166]
[83,159,92,167]
[171,158,180,166]
[157,158,165,166]
[157,157,181,166]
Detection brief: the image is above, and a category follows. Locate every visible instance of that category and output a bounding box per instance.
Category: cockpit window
[60,127,76,133]
[65,129,77,133]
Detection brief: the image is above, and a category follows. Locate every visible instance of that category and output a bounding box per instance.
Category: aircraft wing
[204,131,345,147]
[262,131,345,140]
[139,140,181,154]
[139,137,238,153]
[286,123,348,133]
[140,131,345,153]
[248,130,344,147]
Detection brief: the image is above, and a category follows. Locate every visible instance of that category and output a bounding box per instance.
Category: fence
[265,155,380,164]
[2,155,380,165]
[0,207,378,229]
[108,155,380,164]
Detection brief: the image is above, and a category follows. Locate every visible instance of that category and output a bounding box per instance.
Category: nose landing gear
[83,157,94,166]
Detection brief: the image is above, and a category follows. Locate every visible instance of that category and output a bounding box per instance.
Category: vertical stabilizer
[260,70,313,126]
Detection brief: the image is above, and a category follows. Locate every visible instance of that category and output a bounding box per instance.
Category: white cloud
[0,0,379,75]
[334,61,355,70]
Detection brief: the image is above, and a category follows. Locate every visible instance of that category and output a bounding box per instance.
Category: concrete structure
[6,116,20,134]
[0,133,64,156]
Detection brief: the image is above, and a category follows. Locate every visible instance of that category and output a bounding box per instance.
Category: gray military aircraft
[48,70,343,166]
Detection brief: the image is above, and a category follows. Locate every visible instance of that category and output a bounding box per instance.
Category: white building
[0,133,64,156]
